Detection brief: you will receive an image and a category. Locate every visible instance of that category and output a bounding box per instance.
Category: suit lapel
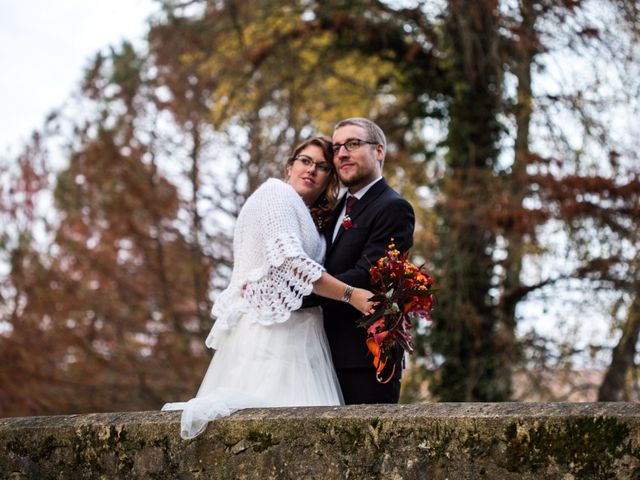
[327,178,389,256]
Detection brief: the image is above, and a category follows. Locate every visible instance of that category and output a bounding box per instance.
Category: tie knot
[346,195,358,214]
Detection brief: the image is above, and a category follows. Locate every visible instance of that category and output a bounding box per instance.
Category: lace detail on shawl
[207,234,324,347]
[206,178,324,343]
[244,233,324,326]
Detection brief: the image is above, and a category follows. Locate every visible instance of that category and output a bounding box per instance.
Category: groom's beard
[336,158,381,190]
[338,169,365,188]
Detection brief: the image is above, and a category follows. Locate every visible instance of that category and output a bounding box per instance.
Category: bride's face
[287,145,332,205]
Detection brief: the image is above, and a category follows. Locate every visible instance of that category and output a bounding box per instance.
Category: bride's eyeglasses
[295,155,332,174]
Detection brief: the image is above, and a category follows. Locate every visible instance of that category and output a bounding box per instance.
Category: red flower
[358,240,436,383]
[342,215,353,230]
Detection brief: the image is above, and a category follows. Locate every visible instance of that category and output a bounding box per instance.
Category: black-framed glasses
[294,155,332,174]
[332,138,378,155]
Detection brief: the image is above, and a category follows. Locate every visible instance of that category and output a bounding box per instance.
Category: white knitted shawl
[206,178,325,348]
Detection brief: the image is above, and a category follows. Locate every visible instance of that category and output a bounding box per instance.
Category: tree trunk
[430,0,509,401]
[499,0,539,382]
[598,295,640,401]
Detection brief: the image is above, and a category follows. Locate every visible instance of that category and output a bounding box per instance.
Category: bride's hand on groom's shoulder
[350,288,378,315]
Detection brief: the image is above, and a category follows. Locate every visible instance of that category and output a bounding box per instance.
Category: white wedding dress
[162,179,343,439]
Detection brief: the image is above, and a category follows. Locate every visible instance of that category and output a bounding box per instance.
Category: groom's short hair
[334,117,387,164]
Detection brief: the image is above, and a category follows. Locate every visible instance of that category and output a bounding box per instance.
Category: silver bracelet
[341,285,354,303]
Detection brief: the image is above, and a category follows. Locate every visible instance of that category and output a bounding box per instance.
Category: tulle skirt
[162,306,343,439]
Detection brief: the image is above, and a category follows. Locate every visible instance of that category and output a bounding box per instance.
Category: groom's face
[332,125,383,192]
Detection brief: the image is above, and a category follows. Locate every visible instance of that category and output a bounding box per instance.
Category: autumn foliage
[1,0,640,415]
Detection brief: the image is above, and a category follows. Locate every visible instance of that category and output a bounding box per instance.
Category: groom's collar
[347,176,383,200]
[325,177,388,249]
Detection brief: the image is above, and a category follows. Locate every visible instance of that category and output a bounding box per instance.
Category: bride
[162,136,374,439]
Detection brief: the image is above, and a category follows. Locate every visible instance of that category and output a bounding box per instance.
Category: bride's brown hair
[286,136,340,231]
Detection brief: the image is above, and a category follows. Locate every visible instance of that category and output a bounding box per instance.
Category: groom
[323,117,415,404]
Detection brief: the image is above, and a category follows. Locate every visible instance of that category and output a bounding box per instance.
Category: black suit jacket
[322,178,415,369]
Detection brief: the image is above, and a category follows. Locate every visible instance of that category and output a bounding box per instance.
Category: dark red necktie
[346,195,358,215]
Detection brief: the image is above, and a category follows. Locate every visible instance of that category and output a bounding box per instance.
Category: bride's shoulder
[261,178,294,193]
[250,178,298,203]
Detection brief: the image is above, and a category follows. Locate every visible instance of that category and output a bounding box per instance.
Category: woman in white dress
[163,136,374,439]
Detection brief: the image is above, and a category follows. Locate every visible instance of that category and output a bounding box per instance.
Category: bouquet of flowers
[358,241,435,383]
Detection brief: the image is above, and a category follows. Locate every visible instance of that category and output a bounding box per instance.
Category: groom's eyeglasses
[332,138,378,156]
[294,155,333,174]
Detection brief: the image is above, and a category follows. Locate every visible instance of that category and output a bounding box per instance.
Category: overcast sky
[0,0,156,155]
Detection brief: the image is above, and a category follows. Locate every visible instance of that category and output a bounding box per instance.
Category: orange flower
[403,297,418,314]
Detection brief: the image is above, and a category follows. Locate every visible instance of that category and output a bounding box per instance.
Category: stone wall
[1,403,639,479]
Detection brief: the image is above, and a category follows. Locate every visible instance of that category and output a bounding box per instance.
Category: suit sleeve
[335,196,415,289]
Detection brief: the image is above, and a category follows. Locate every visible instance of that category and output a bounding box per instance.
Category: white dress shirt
[331,177,383,241]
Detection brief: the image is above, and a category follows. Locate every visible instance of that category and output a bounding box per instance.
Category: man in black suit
[323,118,415,404]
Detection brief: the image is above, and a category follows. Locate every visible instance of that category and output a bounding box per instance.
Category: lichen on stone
[502,416,636,478]
[246,429,274,452]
